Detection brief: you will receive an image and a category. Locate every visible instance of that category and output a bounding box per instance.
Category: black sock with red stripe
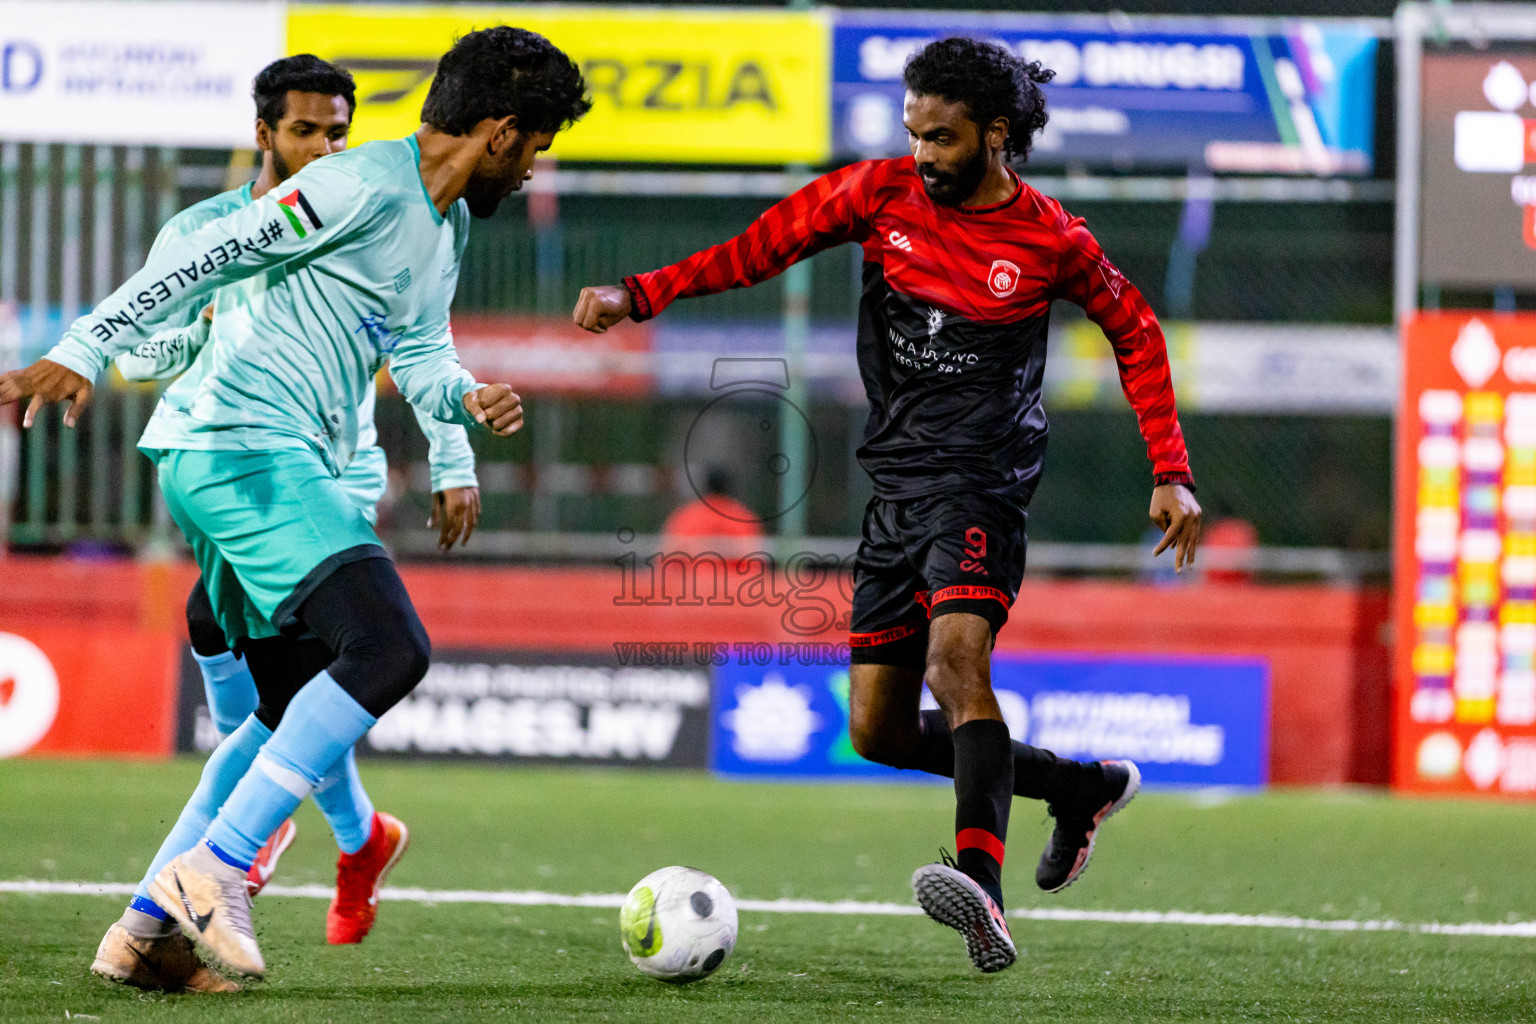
[952,718,1013,910]
[906,709,1091,805]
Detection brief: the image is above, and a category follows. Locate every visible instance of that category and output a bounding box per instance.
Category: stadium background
[2,2,1534,808]
[12,3,1536,1020]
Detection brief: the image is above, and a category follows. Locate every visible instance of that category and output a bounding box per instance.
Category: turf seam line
[5,880,1535,938]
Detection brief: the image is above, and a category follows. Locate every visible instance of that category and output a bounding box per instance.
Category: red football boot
[245,817,297,898]
[326,812,409,945]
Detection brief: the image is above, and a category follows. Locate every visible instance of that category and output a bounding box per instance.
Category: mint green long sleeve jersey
[45,136,483,477]
[112,178,477,497]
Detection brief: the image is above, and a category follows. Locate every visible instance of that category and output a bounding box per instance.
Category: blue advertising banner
[711,652,1269,786]
[832,12,1378,175]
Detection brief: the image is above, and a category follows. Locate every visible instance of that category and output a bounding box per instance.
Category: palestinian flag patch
[276,190,323,238]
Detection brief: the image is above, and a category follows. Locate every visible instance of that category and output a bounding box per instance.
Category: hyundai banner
[0,1,285,147]
[833,12,1378,175]
[712,652,1269,786]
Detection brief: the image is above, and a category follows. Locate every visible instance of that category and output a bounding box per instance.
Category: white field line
[4,880,1536,938]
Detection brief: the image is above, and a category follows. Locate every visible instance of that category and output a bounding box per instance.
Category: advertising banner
[711,652,1269,786]
[0,0,285,146]
[1046,320,1398,414]
[2,627,179,758]
[446,314,654,397]
[180,648,712,767]
[1420,47,1536,290]
[288,5,830,164]
[1394,312,1536,796]
[832,12,1377,175]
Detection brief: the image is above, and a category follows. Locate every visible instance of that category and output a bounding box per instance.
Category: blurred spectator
[1201,517,1260,584]
[662,469,764,559]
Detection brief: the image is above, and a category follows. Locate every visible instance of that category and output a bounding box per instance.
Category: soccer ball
[619,866,737,984]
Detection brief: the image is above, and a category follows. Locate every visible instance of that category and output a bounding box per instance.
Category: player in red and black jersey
[576,38,1202,972]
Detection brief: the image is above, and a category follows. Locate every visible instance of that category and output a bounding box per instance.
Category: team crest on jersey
[926,307,944,338]
[987,259,1020,298]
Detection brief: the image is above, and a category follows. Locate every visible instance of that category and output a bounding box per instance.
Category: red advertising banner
[446,314,653,396]
[1394,312,1536,795]
[0,626,180,758]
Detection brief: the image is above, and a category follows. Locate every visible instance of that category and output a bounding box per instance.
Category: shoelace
[215,867,258,941]
[938,847,959,870]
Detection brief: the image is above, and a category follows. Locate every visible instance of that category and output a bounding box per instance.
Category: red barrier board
[0,556,1388,783]
[1394,312,1536,795]
[0,626,180,758]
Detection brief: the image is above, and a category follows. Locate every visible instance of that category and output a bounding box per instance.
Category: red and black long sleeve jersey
[625,157,1194,507]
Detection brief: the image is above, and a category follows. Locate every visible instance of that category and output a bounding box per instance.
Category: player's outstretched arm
[27,162,371,422]
[573,162,879,332]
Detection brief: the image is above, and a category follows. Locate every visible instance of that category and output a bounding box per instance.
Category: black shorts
[849,491,1027,669]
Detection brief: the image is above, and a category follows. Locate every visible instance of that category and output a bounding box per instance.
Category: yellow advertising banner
[288,5,830,164]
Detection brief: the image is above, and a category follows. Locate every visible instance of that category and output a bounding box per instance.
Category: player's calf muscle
[846,663,925,765]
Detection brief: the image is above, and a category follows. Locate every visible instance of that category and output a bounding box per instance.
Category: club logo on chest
[926,307,944,339]
[987,259,1020,298]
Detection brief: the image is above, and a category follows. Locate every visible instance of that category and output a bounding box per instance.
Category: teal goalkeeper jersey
[46,136,482,475]
[113,180,477,497]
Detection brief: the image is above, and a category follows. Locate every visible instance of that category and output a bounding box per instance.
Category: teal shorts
[150,447,386,645]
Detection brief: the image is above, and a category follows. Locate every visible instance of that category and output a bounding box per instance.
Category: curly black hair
[253,55,356,129]
[903,37,1055,162]
[422,26,592,137]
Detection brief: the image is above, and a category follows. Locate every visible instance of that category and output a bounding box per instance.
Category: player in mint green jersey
[1,28,591,984]
[90,56,482,995]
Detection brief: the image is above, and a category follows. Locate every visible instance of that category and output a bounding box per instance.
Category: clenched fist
[463,383,523,436]
[573,284,633,334]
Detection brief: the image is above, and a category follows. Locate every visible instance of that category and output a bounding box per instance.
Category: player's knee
[344,613,430,715]
[924,643,985,694]
[393,620,431,688]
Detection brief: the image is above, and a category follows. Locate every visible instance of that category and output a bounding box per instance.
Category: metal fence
[1,143,1396,577]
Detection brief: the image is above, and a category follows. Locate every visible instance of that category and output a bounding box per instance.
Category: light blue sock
[194,649,260,739]
[204,672,376,868]
[131,715,272,905]
[311,747,376,855]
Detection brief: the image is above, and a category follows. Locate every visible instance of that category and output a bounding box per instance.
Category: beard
[918,147,987,207]
[462,165,526,219]
[463,178,507,219]
[270,147,294,184]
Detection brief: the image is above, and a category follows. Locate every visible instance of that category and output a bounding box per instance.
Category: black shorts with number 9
[848,491,1027,670]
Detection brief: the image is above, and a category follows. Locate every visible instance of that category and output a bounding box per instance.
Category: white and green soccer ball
[619,866,737,984]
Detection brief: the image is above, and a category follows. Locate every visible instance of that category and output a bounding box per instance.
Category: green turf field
[3,759,1535,1023]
